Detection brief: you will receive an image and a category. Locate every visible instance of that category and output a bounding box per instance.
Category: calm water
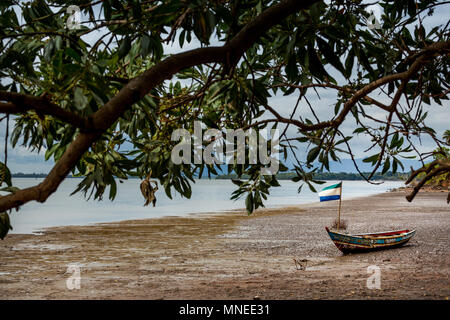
[8,178,403,234]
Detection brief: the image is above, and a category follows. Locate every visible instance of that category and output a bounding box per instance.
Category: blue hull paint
[319,195,341,202]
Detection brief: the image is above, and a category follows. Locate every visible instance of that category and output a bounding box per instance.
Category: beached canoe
[325,227,416,254]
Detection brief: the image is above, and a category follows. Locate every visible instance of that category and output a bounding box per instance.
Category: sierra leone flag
[319,182,342,202]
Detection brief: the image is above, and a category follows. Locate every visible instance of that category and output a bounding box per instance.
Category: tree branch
[405,160,450,203]
[0,91,96,132]
[0,0,321,212]
[273,82,392,112]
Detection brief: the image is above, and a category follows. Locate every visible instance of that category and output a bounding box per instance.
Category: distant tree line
[216,171,407,181]
[13,171,407,181]
[12,173,48,178]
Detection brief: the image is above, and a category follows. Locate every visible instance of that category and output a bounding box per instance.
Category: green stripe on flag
[321,182,342,191]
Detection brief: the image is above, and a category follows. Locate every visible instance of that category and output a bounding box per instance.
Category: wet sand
[0,191,448,299]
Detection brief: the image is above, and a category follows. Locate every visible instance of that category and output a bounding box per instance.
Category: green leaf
[118,36,131,59]
[245,192,254,214]
[395,158,405,171]
[307,147,320,164]
[307,42,328,80]
[231,179,244,186]
[306,181,317,193]
[109,178,117,200]
[103,1,112,20]
[345,47,355,78]
[268,175,281,187]
[316,37,345,75]
[353,127,366,134]
[254,190,263,209]
[132,2,142,19]
[392,157,398,174]
[179,29,185,48]
[140,34,151,57]
[65,47,82,63]
[0,162,12,187]
[382,157,390,174]
[45,143,59,161]
[285,54,298,82]
[362,154,379,164]
[0,212,13,240]
[390,132,398,149]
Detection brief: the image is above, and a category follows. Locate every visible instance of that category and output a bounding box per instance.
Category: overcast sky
[0,1,448,173]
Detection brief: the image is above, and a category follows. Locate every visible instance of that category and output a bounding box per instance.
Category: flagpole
[337,181,342,231]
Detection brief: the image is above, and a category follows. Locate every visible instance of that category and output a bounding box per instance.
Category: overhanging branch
[0,91,95,132]
[0,0,321,212]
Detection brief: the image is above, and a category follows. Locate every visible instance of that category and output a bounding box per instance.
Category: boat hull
[325,227,416,254]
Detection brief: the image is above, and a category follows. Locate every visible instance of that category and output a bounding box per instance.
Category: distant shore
[215,171,406,181]
[12,171,407,181]
[0,191,448,299]
[390,185,450,193]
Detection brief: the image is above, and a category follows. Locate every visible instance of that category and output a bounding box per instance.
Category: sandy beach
[0,191,448,300]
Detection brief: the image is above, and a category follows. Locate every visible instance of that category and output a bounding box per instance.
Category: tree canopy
[0,0,449,239]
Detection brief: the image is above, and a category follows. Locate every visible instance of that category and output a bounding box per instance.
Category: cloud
[3,1,449,173]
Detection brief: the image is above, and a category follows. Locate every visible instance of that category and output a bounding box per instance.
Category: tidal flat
[0,191,448,299]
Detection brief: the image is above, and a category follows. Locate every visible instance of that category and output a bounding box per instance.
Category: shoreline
[10,183,403,236]
[0,191,448,299]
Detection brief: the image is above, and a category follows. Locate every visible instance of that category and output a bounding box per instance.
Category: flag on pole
[318,182,342,202]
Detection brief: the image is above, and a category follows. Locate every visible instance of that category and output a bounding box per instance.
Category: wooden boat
[325,227,416,254]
